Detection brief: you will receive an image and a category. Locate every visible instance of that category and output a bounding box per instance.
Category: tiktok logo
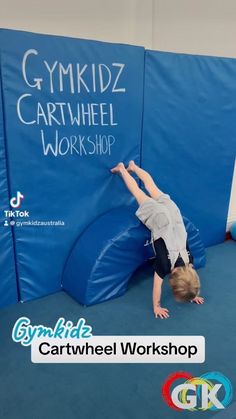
[10,191,24,208]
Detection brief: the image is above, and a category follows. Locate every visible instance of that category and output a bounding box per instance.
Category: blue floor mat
[0,241,235,419]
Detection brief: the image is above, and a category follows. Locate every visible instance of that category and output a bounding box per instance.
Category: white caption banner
[31,336,205,363]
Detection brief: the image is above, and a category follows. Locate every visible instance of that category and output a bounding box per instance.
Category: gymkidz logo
[162,371,233,411]
[12,317,92,346]
[10,191,24,208]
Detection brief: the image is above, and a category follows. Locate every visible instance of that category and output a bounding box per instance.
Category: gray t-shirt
[135,194,189,270]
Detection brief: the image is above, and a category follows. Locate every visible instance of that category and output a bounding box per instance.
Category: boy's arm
[153,273,169,319]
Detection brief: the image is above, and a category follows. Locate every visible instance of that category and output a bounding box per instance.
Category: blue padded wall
[0,29,145,301]
[1,30,235,308]
[142,50,236,246]
[0,58,18,308]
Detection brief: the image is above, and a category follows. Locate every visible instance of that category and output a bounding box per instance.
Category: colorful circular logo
[162,371,233,411]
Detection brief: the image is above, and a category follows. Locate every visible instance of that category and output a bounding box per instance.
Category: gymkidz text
[12,317,92,346]
[16,49,127,157]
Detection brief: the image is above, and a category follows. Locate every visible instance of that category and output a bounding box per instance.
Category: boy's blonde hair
[169,265,200,302]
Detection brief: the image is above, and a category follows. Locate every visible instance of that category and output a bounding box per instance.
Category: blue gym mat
[0,241,235,419]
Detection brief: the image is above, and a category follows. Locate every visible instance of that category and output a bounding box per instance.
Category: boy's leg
[111,162,149,205]
[127,160,163,200]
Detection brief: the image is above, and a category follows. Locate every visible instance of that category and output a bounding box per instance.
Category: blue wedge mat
[63,206,205,306]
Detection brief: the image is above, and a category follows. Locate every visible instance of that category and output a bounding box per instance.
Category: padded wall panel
[142,50,236,246]
[0,29,145,301]
[0,52,18,308]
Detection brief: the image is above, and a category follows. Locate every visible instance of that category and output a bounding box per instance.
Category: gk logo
[172,382,223,409]
[10,191,24,208]
[162,371,233,411]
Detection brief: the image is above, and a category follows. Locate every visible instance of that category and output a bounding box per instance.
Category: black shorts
[153,238,192,278]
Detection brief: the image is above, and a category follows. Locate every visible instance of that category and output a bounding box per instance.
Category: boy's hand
[192,296,204,304]
[153,306,169,319]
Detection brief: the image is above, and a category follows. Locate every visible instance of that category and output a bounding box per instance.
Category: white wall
[0,0,236,225]
[0,0,153,47]
[2,0,236,56]
[153,0,236,58]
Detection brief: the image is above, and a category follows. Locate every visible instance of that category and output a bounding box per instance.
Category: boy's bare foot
[111,162,125,173]
[127,160,136,172]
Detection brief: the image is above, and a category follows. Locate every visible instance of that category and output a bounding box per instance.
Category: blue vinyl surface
[1,30,235,307]
[142,50,236,246]
[0,29,145,301]
[63,207,205,306]
[0,56,18,308]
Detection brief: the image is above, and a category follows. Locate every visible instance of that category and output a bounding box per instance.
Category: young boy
[111,161,204,319]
